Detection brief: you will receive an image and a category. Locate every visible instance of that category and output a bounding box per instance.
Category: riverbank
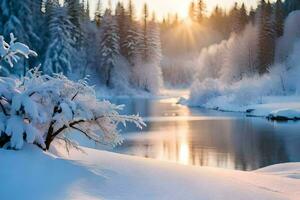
[184,95,300,121]
[1,145,299,200]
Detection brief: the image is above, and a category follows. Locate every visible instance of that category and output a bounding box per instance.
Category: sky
[89,0,272,20]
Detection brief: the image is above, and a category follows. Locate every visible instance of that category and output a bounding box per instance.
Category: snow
[0,144,299,200]
[269,109,300,120]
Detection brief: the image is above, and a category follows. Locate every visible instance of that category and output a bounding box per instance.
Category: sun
[183,18,194,27]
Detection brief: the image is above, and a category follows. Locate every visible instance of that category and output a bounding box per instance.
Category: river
[107,97,300,171]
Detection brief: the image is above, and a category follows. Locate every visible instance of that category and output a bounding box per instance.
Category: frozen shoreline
[1,145,299,200]
[184,95,300,121]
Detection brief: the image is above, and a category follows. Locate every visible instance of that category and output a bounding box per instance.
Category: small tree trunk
[0,135,10,148]
[45,122,55,150]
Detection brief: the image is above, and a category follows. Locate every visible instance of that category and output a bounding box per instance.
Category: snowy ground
[1,145,299,200]
[184,95,300,120]
[247,96,300,120]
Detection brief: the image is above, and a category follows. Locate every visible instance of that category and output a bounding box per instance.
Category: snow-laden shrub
[195,41,226,81]
[195,24,258,83]
[189,79,222,106]
[132,62,162,94]
[0,34,145,150]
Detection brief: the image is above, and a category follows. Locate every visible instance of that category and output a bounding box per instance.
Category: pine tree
[197,0,206,23]
[85,0,91,20]
[275,0,284,37]
[128,0,135,22]
[64,0,82,47]
[147,15,162,63]
[173,13,179,26]
[115,2,128,56]
[133,12,162,93]
[258,0,276,74]
[95,0,102,27]
[249,7,256,24]
[189,1,197,22]
[284,0,300,16]
[99,9,120,87]
[229,3,241,33]
[239,3,249,32]
[210,6,224,33]
[30,1,44,50]
[43,2,76,75]
[122,0,139,65]
[142,3,149,61]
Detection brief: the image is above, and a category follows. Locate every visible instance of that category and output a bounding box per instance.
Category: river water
[108,97,300,171]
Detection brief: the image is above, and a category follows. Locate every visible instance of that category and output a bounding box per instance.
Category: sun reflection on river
[179,142,190,165]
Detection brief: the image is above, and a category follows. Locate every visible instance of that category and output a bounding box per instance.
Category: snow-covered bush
[132,62,162,94]
[0,35,145,151]
[195,24,258,83]
[189,79,222,106]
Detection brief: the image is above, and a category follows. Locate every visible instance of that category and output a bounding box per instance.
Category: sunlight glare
[179,142,190,165]
[183,18,194,27]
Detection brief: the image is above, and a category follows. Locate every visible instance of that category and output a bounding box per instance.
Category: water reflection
[108,98,300,171]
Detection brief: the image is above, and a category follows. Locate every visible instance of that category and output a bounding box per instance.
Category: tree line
[0,0,162,93]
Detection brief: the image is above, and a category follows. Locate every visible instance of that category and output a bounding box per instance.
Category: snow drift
[0,144,299,200]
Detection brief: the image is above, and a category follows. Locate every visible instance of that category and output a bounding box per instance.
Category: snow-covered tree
[197,0,206,23]
[189,1,197,22]
[258,0,276,74]
[115,2,128,56]
[0,0,39,46]
[147,17,162,64]
[123,22,140,65]
[43,4,76,75]
[121,0,139,65]
[284,0,300,16]
[99,9,120,87]
[131,16,163,93]
[0,35,144,151]
[94,0,103,27]
[142,3,149,61]
[64,0,82,47]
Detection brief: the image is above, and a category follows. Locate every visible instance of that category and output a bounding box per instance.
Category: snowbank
[0,145,299,200]
[268,109,300,120]
[184,95,300,120]
[242,96,300,120]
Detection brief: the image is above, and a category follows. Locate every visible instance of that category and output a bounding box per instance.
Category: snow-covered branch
[0,33,37,67]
